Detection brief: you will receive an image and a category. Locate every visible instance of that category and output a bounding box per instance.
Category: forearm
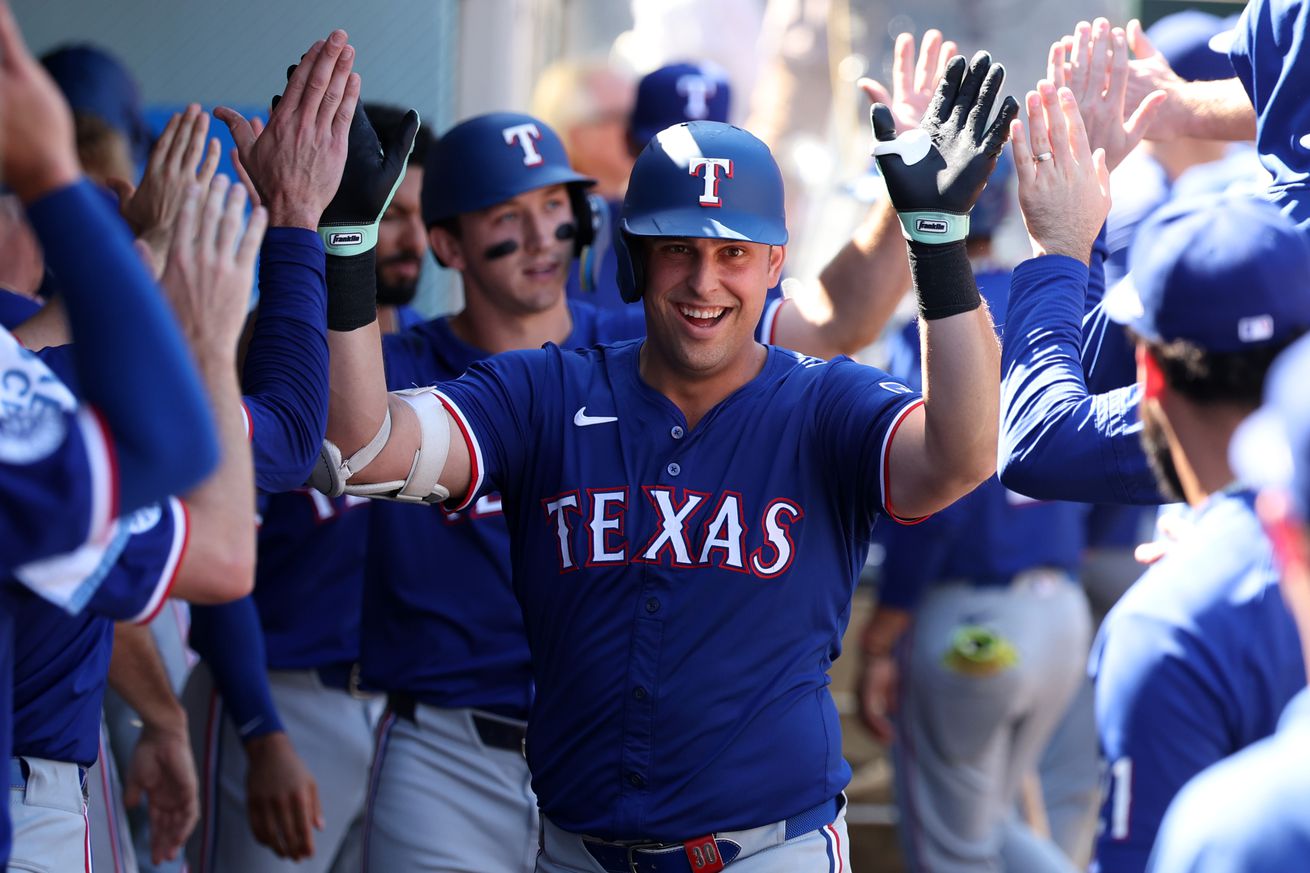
[919,304,1000,489]
[244,229,329,491]
[861,606,912,657]
[189,599,285,742]
[108,623,187,733]
[26,180,217,511]
[999,256,1163,504]
[1161,78,1256,142]
[787,201,910,357]
[178,348,255,601]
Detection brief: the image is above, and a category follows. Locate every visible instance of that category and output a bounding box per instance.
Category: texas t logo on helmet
[616,120,787,303]
[502,122,545,167]
[689,158,733,207]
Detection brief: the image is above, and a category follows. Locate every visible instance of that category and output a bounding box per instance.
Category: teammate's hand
[1011,82,1110,263]
[109,104,223,278]
[858,29,958,135]
[244,732,324,861]
[215,30,360,230]
[858,654,900,745]
[317,100,420,255]
[123,723,201,864]
[159,175,267,356]
[871,52,1019,243]
[1046,19,1166,172]
[0,0,81,202]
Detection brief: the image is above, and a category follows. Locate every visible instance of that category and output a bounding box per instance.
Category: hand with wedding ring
[1011,81,1110,263]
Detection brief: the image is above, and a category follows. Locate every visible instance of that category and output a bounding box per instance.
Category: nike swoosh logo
[574,406,618,427]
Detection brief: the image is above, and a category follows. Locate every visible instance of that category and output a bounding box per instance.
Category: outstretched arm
[872,52,1019,518]
[0,0,216,512]
[998,82,1164,505]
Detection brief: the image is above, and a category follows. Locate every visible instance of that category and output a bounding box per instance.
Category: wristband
[908,240,982,320]
[326,249,378,331]
[896,210,970,245]
[319,222,379,257]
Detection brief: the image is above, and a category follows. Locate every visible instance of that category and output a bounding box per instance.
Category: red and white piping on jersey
[239,401,253,442]
[432,389,484,512]
[760,297,787,345]
[130,497,190,625]
[880,399,930,525]
[78,407,119,545]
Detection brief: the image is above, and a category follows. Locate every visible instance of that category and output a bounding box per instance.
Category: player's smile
[675,302,731,331]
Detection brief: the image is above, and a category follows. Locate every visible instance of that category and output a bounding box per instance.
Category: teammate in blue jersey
[1147,335,1310,872]
[321,51,1015,872]
[1009,81,1310,873]
[858,159,1094,873]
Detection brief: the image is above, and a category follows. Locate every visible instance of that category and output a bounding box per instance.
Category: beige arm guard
[310,387,452,504]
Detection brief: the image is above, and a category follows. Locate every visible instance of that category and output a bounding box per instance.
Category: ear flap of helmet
[615,230,644,303]
[567,184,597,255]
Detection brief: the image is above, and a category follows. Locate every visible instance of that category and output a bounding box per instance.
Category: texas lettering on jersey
[542,486,801,577]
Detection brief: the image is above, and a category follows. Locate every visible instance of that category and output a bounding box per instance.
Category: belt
[9,758,87,791]
[581,795,840,873]
[315,661,375,699]
[387,695,527,754]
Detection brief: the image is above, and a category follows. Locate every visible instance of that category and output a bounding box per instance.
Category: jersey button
[627,773,646,788]
[633,686,648,700]
[667,462,681,476]
[645,597,660,613]
[670,425,685,439]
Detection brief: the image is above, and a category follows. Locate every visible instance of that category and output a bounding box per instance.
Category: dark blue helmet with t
[616,121,787,303]
[420,112,597,260]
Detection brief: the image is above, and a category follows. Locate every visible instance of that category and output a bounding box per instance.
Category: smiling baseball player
[318,51,1015,872]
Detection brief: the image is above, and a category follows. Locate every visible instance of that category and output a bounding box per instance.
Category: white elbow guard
[310,387,452,504]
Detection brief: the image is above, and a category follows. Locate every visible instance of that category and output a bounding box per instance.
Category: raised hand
[871,51,1019,244]
[317,101,420,256]
[1011,82,1111,262]
[0,0,80,202]
[159,175,267,355]
[215,29,360,230]
[109,103,223,277]
[858,29,959,135]
[1047,18,1166,172]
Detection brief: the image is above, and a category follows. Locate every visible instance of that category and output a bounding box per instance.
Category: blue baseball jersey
[252,489,370,668]
[433,336,921,840]
[362,297,788,716]
[1147,687,1310,872]
[361,300,647,714]
[1230,0,1310,217]
[1090,489,1304,873]
[878,267,1090,608]
[999,255,1165,506]
[12,498,187,767]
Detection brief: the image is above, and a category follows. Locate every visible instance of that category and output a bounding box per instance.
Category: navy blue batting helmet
[420,112,594,226]
[616,121,787,303]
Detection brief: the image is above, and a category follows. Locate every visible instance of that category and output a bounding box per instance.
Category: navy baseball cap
[1232,335,1310,517]
[629,63,732,149]
[1146,10,1236,82]
[1103,195,1310,352]
[41,45,150,168]
[421,112,593,226]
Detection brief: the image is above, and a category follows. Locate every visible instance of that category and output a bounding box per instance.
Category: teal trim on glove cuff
[896,210,970,244]
[319,222,379,256]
